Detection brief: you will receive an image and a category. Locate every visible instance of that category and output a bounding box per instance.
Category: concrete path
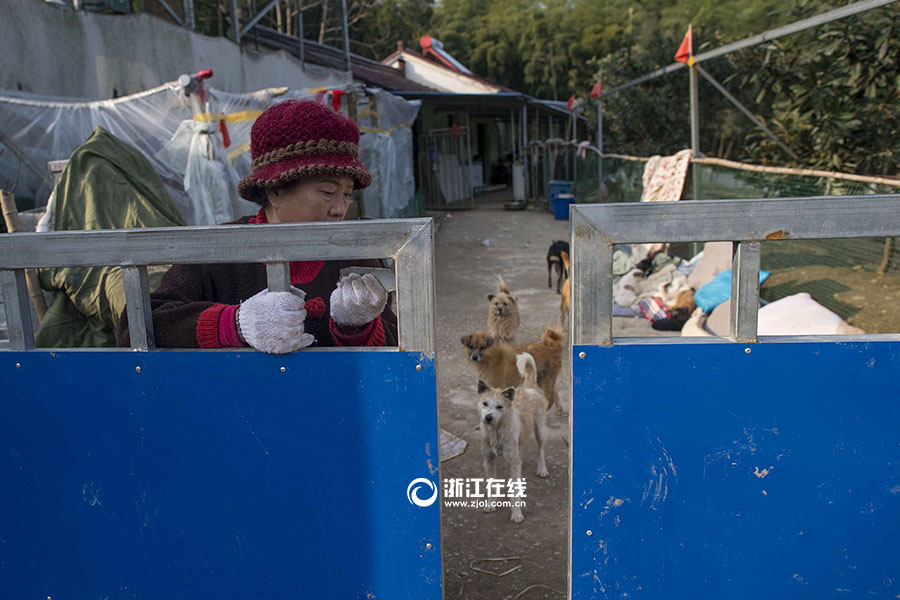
[434,199,571,599]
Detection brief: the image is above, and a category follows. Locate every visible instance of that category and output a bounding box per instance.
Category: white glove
[238,287,315,354]
[330,273,388,327]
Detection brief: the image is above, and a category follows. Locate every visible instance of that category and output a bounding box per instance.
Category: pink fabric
[330,316,384,347]
[218,304,246,347]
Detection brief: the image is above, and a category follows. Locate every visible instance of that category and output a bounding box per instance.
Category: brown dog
[460,331,523,391]
[559,251,570,328]
[487,277,520,345]
[516,326,565,409]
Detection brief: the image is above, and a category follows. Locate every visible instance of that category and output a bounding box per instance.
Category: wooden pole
[0,190,48,322]
[877,237,895,275]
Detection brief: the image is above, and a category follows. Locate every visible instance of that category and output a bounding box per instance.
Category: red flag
[590,79,602,99]
[674,25,692,64]
[566,95,576,111]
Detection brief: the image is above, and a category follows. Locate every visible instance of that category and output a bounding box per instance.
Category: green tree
[731,1,900,174]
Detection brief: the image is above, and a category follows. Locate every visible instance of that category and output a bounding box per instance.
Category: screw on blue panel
[745,348,752,354]
[15,362,21,368]
[579,352,586,359]
[135,366,141,373]
[280,366,286,373]
[416,364,423,371]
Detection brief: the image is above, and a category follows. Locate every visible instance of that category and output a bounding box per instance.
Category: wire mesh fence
[563,151,900,333]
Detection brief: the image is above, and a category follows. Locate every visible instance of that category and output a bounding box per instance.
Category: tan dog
[559,251,570,328]
[478,353,549,523]
[461,331,523,391]
[516,326,565,410]
[487,277,520,345]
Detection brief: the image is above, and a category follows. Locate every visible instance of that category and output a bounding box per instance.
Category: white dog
[477,353,549,523]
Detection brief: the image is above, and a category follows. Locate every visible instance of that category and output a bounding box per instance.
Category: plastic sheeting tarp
[0,82,421,224]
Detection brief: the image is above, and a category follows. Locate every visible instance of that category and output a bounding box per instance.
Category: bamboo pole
[0,190,48,322]
[692,156,900,188]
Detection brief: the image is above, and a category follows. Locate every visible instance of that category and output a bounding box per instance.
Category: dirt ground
[434,196,572,600]
[432,193,665,600]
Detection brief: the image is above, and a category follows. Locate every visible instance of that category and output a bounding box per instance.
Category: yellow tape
[688,56,696,67]
[227,140,251,163]
[360,123,411,135]
[193,110,263,123]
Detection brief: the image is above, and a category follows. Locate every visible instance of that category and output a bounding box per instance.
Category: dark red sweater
[116,217,397,349]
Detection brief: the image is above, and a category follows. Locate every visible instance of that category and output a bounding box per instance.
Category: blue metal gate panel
[572,341,900,599]
[1,350,441,599]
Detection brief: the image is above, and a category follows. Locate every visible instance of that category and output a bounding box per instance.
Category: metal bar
[0,269,35,351]
[394,221,435,354]
[183,0,195,29]
[597,99,603,197]
[570,209,613,346]
[510,108,516,162]
[0,220,431,269]
[729,241,761,343]
[521,103,528,199]
[571,196,900,244]
[266,262,291,292]
[340,0,352,72]
[229,0,239,42]
[689,64,701,201]
[604,0,897,96]
[156,0,185,26]
[122,266,155,351]
[696,65,797,160]
[239,0,279,37]
[297,0,304,65]
[466,113,474,207]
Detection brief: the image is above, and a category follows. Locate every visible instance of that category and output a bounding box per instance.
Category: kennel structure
[0,219,441,598]
[568,196,900,598]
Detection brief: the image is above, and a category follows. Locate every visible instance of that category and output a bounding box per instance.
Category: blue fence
[568,197,900,599]
[0,218,441,598]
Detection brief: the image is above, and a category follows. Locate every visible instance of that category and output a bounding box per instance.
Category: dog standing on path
[478,353,549,523]
[547,241,569,293]
[487,277,520,345]
[516,326,565,410]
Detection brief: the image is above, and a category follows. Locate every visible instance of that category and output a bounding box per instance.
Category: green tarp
[35,127,185,348]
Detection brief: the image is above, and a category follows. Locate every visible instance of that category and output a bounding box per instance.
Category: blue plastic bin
[552,193,575,220]
[549,180,573,202]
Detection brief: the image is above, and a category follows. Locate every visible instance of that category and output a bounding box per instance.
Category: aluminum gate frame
[0,219,442,598]
[569,196,900,599]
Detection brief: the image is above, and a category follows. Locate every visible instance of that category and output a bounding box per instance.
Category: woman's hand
[330,273,388,327]
[238,287,315,353]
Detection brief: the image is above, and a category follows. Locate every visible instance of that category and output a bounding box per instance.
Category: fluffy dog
[461,331,523,391]
[547,240,570,293]
[487,277,520,345]
[478,353,549,523]
[516,326,565,410]
[559,250,570,328]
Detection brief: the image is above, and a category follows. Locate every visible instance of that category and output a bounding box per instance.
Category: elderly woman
[117,100,396,352]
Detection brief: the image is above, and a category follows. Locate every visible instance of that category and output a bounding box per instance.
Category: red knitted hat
[238,99,373,204]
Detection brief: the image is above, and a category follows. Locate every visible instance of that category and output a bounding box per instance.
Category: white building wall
[386,54,499,95]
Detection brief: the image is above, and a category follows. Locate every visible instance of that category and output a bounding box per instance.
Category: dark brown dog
[516,326,565,410]
[547,240,569,293]
[461,331,523,391]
